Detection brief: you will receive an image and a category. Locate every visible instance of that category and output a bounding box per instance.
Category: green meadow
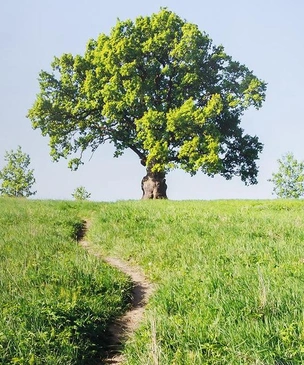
[0,199,132,364]
[1,198,304,364]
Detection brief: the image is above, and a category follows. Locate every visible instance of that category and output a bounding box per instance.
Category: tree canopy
[0,146,36,198]
[28,8,266,197]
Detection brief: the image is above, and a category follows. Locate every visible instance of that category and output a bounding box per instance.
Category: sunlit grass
[2,198,304,364]
[0,198,132,364]
[88,200,304,364]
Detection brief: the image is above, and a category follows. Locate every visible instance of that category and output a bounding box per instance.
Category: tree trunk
[141,170,168,199]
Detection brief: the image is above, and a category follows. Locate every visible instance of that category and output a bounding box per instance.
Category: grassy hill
[0,199,132,364]
[1,198,304,364]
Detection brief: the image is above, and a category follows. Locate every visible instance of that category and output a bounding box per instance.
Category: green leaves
[269,153,304,198]
[72,186,91,201]
[0,146,36,198]
[28,8,266,186]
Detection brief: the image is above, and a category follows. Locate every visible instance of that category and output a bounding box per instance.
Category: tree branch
[129,145,146,160]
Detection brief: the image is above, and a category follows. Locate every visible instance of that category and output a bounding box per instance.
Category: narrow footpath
[79,221,155,364]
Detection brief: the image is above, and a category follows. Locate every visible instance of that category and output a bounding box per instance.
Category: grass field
[88,200,304,364]
[0,198,132,364]
[1,198,304,364]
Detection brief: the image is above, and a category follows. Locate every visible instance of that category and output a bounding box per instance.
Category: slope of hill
[1,198,304,364]
[0,199,132,364]
[88,200,304,364]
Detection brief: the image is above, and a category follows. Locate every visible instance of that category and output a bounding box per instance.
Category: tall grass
[2,198,304,364]
[88,200,304,364]
[0,198,132,364]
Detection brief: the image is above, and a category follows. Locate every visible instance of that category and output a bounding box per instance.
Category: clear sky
[0,0,303,201]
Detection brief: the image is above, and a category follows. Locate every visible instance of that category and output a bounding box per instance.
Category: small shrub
[72,186,91,201]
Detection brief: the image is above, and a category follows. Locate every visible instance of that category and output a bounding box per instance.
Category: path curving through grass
[79,221,155,364]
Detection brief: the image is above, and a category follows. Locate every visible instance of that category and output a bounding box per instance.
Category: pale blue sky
[0,0,303,201]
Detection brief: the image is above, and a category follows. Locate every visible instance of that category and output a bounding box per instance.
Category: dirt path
[79,222,155,364]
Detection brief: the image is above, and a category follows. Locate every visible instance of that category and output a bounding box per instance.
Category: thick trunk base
[141,172,167,199]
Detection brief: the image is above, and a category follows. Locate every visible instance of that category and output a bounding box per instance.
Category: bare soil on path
[79,221,155,364]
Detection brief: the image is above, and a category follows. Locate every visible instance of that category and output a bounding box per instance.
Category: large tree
[28,9,266,199]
